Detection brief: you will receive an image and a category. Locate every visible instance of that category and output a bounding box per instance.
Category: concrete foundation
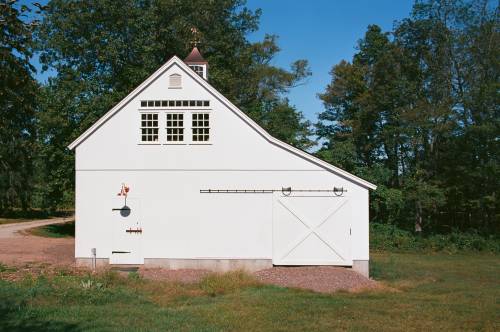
[76,257,110,268]
[144,258,273,272]
[352,260,369,278]
[75,257,272,272]
[76,257,365,276]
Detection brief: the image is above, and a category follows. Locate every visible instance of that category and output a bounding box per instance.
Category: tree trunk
[415,201,423,233]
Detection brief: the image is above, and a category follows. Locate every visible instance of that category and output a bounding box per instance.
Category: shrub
[370,223,500,253]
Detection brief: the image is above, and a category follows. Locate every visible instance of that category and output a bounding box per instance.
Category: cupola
[184,47,208,80]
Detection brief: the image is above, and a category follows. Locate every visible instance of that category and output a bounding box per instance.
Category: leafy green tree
[316,0,499,234]
[0,1,39,212]
[402,0,499,232]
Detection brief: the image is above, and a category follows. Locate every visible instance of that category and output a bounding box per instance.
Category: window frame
[190,112,211,144]
[139,112,160,144]
[190,65,205,78]
[139,100,210,109]
[137,103,213,146]
[165,112,186,145]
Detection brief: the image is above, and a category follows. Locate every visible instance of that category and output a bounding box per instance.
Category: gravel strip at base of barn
[254,266,379,293]
[140,266,378,293]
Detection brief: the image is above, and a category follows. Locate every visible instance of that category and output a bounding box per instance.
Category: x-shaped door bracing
[277,198,349,262]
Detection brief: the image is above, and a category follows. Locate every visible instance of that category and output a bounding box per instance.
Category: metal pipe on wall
[91,248,96,271]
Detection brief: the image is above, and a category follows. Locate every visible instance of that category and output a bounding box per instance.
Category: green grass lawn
[1,252,499,331]
[27,221,75,238]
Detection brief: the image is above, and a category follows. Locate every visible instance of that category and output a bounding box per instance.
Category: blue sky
[246,0,414,122]
[32,0,415,123]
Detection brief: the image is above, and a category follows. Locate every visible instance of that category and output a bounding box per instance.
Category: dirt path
[0,217,75,267]
[0,217,72,238]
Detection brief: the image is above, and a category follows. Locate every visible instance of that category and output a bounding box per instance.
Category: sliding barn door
[272,193,352,266]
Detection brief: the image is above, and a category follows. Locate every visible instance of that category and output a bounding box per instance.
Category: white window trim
[139,107,211,111]
[136,109,213,146]
[190,111,212,145]
[164,112,186,145]
[139,99,211,109]
[189,65,206,79]
[139,112,160,144]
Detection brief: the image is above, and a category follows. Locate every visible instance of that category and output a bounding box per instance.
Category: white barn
[69,48,376,277]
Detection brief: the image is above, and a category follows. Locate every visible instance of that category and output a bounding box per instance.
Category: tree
[0,1,39,212]
[316,0,499,234]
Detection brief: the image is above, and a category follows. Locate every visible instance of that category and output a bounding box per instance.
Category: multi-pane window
[190,65,204,78]
[140,100,210,108]
[166,113,184,142]
[141,113,159,142]
[192,113,210,142]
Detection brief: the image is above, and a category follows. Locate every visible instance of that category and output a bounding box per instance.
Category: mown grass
[27,221,75,238]
[1,252,499,331]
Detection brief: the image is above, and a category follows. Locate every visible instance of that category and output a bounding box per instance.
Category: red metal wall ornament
[117,183,130,197]
[116,183,131,208]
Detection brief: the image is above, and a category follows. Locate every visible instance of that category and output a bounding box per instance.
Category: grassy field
[27,221,75,238]
[1,252,498,331]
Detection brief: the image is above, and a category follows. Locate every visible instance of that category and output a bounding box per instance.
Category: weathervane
[190,27,201,47]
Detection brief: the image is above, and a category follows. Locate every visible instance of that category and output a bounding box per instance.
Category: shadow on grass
[0,295,80,332]
[30,221,75,238]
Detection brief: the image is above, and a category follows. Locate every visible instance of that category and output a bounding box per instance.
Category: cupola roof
[184,47,207,65]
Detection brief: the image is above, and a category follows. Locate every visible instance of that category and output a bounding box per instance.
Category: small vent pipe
[91,248,96,271]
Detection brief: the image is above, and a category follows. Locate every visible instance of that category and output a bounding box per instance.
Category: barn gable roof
[67,56,377,190]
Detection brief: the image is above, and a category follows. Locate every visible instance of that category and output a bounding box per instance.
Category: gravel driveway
[0,217,75,266]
